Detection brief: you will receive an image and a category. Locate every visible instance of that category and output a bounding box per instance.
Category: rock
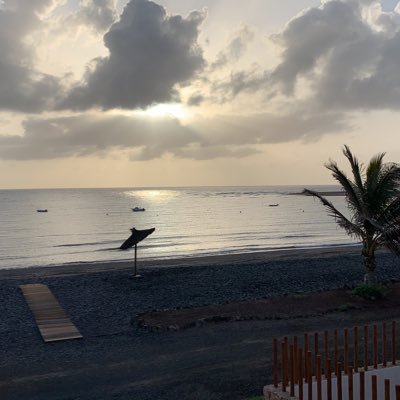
[168,325,180,331]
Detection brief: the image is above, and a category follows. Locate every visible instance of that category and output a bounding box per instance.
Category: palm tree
[304,145,400,284]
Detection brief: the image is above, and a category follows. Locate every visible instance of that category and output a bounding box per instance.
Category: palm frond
[303,189,365,239]
[376,163,400,202]
[325,160,365,217]
[364,152,386,214]
[377,192,400,226]
[364,163,400,218]
[365,152,385,193]
[377,225,400,256]
[343,145,364,192]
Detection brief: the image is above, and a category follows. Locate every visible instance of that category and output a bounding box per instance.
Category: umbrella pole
[134,244,137,276]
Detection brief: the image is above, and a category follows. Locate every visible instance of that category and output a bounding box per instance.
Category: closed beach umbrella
[120,227,155,277]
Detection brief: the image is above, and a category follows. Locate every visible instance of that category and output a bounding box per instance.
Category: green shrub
[352,284,388,300]
[338,303,349,312]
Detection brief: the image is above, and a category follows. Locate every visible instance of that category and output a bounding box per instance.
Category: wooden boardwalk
[20,283,82,342]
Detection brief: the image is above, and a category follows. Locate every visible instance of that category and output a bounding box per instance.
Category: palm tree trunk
[362,249,377,284]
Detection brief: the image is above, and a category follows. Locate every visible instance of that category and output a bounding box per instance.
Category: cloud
[268,0,400,113]
[209,0,400,116]
[186,93,204,106]
[171,145,261,161]
[61,0,206,111]
[195,109,348,148]
[210,68,267,102]
[0,0,62,113]
[1,0,393,164]
[210,26,254,71]
[0,113,202,160]
[0,108,348,162]
[76,0,117,32]
[0,0,206,114]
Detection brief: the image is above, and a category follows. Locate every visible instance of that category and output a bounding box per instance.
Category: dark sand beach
[2,246,400,400]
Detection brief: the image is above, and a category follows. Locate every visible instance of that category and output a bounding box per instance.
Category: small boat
[132,207,145,212]
[37,209,48,213]
[268,204,279,207]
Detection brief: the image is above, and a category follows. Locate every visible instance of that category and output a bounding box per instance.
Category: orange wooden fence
[272,320,400,400]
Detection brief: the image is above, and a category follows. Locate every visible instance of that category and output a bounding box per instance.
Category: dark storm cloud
[0,0,62,113]
[60,0,206,110]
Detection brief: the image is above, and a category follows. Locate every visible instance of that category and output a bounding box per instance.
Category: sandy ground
[1,246,400,400]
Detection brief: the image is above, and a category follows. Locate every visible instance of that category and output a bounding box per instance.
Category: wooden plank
[20,284,82,342]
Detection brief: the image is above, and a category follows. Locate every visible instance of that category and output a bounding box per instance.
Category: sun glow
[143,103,190,119]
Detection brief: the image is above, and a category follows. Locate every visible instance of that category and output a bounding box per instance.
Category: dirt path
[139,285,400,330]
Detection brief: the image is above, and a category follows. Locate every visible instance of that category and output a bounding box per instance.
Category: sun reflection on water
[124,189,178,202]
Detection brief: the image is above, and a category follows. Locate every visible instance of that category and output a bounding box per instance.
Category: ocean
[0,186,358,270]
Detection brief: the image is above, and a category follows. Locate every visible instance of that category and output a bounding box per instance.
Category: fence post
[385,379,390,400]
[298,348,304,400]
[307,351,312,400]
[348,367,354,400]
[372,375,377,400]
[344,328,349,374]
[314,332,319,376]
[392,321,397,365]
[290,344,295,397]
[354,326,359,372]
[273,337,278,388]
[317,355,322,400]
[364,326,369,371]
[304,333,309,382]
[327,358,332,400]
[294,336,298,383]
[334,329,338,375]
[383,322,387,367]
[337,361,342,400]
[324,330,329,374]
[395,385,400,400]
[373,325,378,369]
[360,370,365,400]
[282,341,287,392]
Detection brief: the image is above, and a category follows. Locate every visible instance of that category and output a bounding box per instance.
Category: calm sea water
[0,186,358,269]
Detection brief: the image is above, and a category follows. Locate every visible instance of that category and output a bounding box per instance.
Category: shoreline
[0,244,364,279]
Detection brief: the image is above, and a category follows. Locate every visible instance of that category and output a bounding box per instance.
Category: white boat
[132,207,145,212]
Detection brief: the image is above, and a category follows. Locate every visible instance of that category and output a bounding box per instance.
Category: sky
[1,0,400,188]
